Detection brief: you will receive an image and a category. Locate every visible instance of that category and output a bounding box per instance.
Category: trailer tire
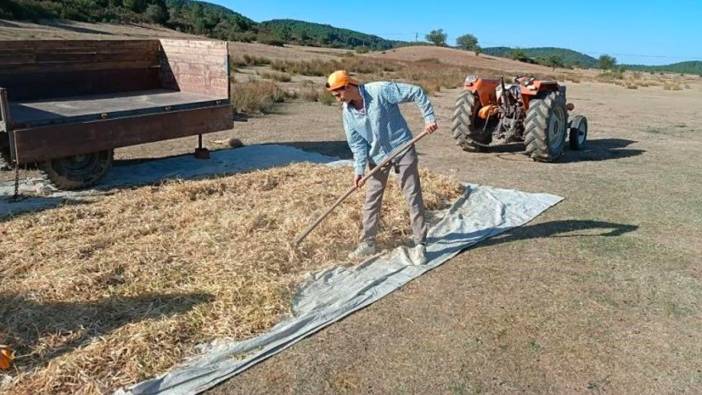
[0,147,11,171]
[39,149,113,190]
[451,90,491,152]
[524,91,568,162]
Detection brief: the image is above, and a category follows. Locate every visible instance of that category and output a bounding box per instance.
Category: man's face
[331,85,349,103]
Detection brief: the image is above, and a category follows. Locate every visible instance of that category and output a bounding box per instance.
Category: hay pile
[0,163,463,394]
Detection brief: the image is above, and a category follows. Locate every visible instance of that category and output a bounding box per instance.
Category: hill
[482,46,702,75]
[258,19,400,50]
[482,46,598,68]
[0,0,401,48]
[622,61,702,76]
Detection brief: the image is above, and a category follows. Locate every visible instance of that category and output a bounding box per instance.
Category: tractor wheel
[569,115,588,150]
[39,149,113,190]
[524,91,568,162]
[451,90,491,152]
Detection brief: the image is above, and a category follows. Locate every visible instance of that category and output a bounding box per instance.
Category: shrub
[231,81,288,114]
[257,37,286,47]
[355,46,370,54]
[258,70,292,82]
[318,90,336,105]
[243,54,271,66]
[299,86,321,102]
[597,70,625,81]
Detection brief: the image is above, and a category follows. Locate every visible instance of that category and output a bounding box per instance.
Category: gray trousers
[361,146,427,245]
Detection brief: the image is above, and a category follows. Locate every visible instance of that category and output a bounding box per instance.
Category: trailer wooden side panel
[12,105,233,163]
[159,39,229,98]
[0,40,162,101]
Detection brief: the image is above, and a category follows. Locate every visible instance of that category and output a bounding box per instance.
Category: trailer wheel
[451,90,491,152]
[524,91,568,162]
[0,147,11,171]
[39,149,113,190]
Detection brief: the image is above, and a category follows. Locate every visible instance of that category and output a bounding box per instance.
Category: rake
[293,130,430,246]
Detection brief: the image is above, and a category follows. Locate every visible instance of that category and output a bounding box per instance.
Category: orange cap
[326,70,358,91]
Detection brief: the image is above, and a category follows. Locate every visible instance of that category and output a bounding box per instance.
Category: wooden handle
[293,130,430,246]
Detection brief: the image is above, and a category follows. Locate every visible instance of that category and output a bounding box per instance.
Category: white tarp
[118,183,562,395]
[0,145,336,219]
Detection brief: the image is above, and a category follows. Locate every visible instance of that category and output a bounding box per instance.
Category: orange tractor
[450,75,588,161]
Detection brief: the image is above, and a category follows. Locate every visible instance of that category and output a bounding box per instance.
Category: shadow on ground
[271,140,353,159]
[427,219,638,259]
[479,219,639,247]
[560,138,644,162]
[0,20,21,28]
[0,292,213,370]
[461,138,643,163]
[41,20,114,35]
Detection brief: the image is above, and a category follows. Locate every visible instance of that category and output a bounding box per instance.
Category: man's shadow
[1,292,213,370]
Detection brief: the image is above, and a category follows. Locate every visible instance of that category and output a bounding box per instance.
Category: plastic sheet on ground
[117,182,563,395]
[0,145,337,219]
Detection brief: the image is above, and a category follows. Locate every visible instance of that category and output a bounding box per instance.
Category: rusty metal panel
[12,105,233,163]
[158,39,229,99]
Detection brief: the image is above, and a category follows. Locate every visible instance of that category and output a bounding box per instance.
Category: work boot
[348,240,376,259]
[409,243,427,265]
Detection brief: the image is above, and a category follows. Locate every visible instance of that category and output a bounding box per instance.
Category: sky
[207,0,702,66]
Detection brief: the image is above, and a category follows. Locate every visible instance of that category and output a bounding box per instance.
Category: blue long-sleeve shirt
[342,82,436,175]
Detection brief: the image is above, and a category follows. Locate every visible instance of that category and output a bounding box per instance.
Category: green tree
[456,33,479,51]
[510,49,529,62]
[122,0,145,12]
[145,3,167,24]
[425,29,447,46]
[547,55,564,70]
[598,54,617,70]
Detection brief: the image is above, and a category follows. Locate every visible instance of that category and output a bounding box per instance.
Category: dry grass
[257,70,292,83]
[663,81,683,91]
[230,80,290,114]
[0,163,463,394]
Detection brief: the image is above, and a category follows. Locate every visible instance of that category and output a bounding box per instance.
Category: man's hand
[424,121,438,134]
[354,174,365,188]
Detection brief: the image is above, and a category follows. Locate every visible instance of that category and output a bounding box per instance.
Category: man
[325,70,438,264]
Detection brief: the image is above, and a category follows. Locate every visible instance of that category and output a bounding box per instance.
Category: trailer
[0,39,233,189]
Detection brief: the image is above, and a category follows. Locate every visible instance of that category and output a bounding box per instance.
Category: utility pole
[415,32,418,42]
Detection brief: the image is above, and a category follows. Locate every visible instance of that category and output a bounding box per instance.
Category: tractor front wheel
[524,91,568,162]
[569,115,588,150]
[39,149,113,190]
[451,91,491,152]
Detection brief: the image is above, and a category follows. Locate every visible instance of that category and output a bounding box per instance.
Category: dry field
[0,164,462,393]
[2,20,702,394]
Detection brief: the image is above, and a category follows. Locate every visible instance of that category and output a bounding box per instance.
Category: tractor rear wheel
[39,149,113,190]
[524,91,568,162]
[451,91,491,152]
